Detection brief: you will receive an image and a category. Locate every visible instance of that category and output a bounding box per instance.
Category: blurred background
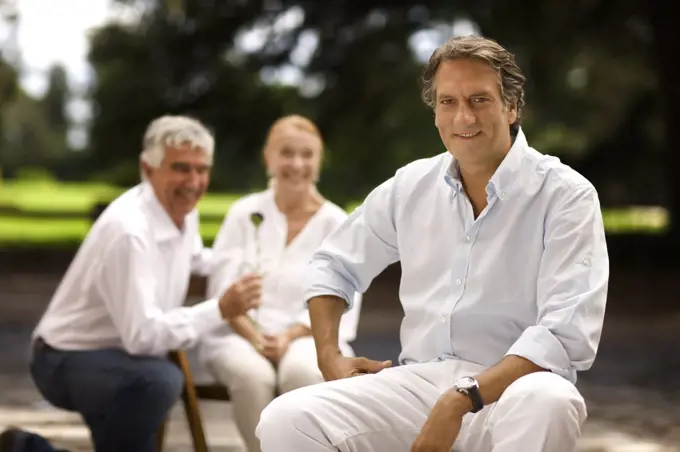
[0,0,678,450]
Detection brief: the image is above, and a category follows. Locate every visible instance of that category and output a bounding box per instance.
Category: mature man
[255,36,609,452]
[1,116,262,452]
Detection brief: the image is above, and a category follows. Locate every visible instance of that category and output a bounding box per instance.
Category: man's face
[433,58,517,168]
[143,143,211,226]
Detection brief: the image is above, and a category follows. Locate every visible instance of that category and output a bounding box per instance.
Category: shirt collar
[443,127,528,201]
[140,182,183,243]
[444,156,463,193]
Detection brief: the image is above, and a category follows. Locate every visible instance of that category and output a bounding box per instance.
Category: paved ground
[1,271,679,451]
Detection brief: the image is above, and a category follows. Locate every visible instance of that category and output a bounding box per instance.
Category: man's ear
[507,103,518,125]
[141,160,153,179]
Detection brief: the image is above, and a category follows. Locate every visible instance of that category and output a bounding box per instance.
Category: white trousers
[205,335,354,452]
[256,359,587,452]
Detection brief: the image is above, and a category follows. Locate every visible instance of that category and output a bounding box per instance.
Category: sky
[14,0,114,97]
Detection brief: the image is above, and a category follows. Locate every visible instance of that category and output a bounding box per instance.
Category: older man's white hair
[140,115,215,169]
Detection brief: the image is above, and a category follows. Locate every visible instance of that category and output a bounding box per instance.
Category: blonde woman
[199,115,362,452]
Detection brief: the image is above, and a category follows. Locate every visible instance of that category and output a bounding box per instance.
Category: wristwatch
[453,376,484,413]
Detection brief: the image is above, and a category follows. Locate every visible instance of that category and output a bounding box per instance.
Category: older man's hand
[218,273,262,319]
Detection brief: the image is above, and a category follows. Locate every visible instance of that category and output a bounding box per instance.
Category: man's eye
[171,163,191,172]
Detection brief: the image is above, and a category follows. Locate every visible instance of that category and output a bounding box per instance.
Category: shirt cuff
[304,287,353,311]
[188,298,225,334]
[303,260,356,310]
[504,325,576,383]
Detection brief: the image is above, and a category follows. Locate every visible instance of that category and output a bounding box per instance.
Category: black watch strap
[456,383,484,413]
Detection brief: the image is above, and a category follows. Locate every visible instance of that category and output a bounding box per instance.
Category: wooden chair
[157,276,231,452]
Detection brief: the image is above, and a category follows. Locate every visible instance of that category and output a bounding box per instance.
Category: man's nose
[185,168,202,188]
[455,104,477,125]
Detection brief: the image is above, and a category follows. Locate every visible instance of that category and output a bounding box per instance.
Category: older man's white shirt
[33,182,223,356]
[304,128,609,383]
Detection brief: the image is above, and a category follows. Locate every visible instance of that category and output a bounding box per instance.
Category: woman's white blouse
[200,190,362,358]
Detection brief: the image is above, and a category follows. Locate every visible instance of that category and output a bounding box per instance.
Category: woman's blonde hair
[263,114,323,154]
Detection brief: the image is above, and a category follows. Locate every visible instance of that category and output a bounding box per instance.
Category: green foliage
[0,58,18,107]
[42,65,70,134]
[1,90,70,175]
[86,0,667,209]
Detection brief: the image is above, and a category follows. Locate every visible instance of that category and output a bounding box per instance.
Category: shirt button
[499,191,507,200]
[440,316,447,323]
[464,235,471,242]
[456,278,462,285]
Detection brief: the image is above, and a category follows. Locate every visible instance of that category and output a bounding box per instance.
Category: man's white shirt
[33,182,223,356]
[304,128,609,383]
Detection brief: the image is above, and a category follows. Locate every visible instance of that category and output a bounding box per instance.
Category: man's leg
[30,341,182,452]
[256,361,474,452]
[455,371,587,452]
[203,335,277,452]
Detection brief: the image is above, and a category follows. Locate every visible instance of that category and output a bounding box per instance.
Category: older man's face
[433,58,517,169]
[144,143,211,227]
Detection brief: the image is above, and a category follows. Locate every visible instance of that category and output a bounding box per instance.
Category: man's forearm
[308,295,346,360]
[450,355,547,414]
[476,355,546,405]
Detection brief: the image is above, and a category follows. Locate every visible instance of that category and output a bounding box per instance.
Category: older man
[256,36,609,452]
[1,116,262,452]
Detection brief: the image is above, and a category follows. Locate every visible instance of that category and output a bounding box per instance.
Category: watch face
[458,376,476,389]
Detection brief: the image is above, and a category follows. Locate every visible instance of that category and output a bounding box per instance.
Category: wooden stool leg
[170,351,209,452]
[156,419,167,452]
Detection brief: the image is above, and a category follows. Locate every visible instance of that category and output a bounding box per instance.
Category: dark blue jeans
[29,339,183,452]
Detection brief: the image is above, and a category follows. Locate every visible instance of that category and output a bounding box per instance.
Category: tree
[41,64,70,134]
[647,0,680,246]
[89,0,677,238]
[86,1,297,189]
[0,0,19,180]
[1,90,67,174]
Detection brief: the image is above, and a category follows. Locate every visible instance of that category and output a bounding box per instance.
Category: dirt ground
[1,253,679,451]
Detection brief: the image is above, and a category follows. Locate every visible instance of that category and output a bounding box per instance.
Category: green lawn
[0,216,224,246]
[0,179,235,246]
[0,179,243,218]
[0,179,671,246]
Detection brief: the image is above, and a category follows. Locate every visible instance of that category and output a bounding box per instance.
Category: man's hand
[318,352,392,381]
[218,273,262,320]
[260,333,291,363]
[411,390,469,452]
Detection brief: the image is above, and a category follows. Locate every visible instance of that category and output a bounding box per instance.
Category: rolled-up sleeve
[304,177,401,310]
[505,185,609,382]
